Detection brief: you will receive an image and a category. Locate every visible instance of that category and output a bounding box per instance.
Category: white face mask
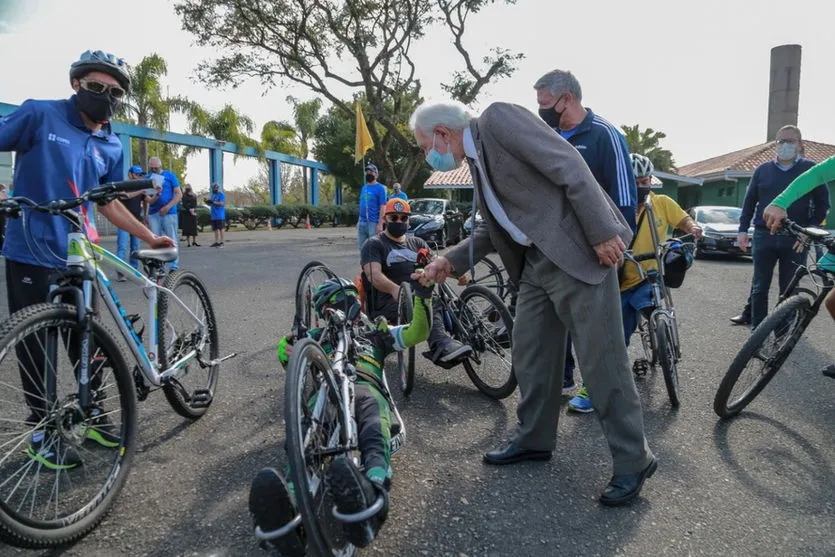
[776,142,798,162]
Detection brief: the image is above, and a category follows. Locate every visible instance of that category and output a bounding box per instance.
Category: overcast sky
[2,0,834,190]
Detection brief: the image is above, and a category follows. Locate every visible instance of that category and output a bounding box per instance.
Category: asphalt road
[3,228,834,557]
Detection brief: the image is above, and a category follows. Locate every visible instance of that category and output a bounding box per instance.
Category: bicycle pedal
[189,389,213,409]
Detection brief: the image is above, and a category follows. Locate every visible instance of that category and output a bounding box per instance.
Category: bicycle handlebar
[0,179,154,216]
[781,218,835,249]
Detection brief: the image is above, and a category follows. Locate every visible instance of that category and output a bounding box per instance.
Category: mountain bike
[255,263,405,557]
[714,219,835,419]
[0,180,236,548]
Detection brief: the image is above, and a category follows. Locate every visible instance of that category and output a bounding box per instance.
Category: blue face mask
[425,134,458,172]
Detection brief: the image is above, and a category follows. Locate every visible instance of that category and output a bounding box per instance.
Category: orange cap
[384,198,411,215]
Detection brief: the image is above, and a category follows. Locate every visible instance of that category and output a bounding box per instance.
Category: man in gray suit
[410,100,657,506]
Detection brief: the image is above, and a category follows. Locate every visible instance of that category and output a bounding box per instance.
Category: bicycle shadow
[712,413,834,514]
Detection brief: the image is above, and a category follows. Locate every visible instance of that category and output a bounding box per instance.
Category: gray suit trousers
[512,246,654,475]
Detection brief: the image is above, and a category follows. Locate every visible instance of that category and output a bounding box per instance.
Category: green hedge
[197,204,364,230]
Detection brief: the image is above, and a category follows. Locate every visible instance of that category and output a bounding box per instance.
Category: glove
[276,335,295,367]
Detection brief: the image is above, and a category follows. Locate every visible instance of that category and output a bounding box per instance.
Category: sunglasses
[79,78,126,100]
[386,214,409,223]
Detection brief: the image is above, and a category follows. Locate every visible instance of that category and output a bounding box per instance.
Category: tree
[182,103,261,161]
[115,53,190,167]
[621,124,677,173]
[286,96,322,203]
[175,0,522,187]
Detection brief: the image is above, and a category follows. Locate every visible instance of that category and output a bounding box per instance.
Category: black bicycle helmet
[312,278,360,318]
[69,50,131,92]
[663,241,695,288]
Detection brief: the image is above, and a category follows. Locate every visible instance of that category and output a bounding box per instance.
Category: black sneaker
[86,406,121,448]
[822,364,835,379]
[28,430,82,471]
[326,456,388,548]
[210,242,219,248]
[249,468,305,556]
[437,340,473,363]
[218,242,224,249]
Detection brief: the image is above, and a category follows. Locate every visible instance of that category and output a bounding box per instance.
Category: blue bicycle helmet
[312,278,360,318]
[69,50,131,92]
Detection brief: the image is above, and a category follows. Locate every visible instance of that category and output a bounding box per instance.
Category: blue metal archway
[0,101,338,206]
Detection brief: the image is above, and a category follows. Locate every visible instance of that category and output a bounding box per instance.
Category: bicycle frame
[51,232,209,393]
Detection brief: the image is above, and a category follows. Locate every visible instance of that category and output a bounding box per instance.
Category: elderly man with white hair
[410,100,657,506]
[145,156,182,270]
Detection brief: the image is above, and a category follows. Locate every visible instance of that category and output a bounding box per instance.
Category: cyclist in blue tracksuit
[0,50,174,470]
[534,69,638,409]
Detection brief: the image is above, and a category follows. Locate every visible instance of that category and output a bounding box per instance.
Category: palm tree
[115,54,183,167]
[182,103,261,161]
[621,124,677,173]
[261,120,301,156]
[286,96,322,202]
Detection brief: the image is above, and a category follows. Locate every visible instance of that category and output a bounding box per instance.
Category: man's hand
[159,205,170,216]
[763,204,788,234]
[376,222,383,234]
[149,235,176,249]
[737,232,749,252]
[413,256,453,284]
[457,271,472,286]
[592,236,626,267]
[688,223,704,239]
[793,234,808,254]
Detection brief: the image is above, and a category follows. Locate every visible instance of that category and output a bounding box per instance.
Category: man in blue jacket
[145,155,182,269]
[534,69,638,411]
[737,125,829,328]
[0,50,174,469]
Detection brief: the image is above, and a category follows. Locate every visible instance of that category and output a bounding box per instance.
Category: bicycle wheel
[470,257,506,300]
[713,294,811,419]
[295,261,338,331]
[285,338,355,557]
[457,285,517,399]
[654,316,680,407]
[158,270,220,419]
[396,282,416,396]
[0,303,137,548]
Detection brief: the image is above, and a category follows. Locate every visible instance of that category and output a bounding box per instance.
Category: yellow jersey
[620,192,689,291]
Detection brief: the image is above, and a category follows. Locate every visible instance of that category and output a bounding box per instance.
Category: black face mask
[638,188,651,203]
[76,88,120,124]
[365,173,376,183]
[538,97,563,129]
[386,221,408,237]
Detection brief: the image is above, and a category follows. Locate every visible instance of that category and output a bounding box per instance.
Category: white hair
[410,101,474,133]
[533,70,583,102]
[148,156,162,166]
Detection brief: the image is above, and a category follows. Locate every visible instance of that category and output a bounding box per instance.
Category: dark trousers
[6,260,98,419]
[751,229,806,328]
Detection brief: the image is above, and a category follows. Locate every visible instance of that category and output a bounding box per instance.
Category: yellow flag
[354,102,374,164]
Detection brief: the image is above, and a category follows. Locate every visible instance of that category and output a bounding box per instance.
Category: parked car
[463,210,483,238]
[687,205,754,258]
[407,198,465,248]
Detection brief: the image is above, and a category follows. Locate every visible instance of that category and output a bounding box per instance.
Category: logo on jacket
[48,133,71,147]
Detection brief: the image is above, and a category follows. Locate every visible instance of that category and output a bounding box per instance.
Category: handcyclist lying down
[763,154,835,378]
[248,275,433,555]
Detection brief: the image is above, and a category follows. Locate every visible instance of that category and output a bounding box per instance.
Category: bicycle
[0,180,236,548]
[417,249,517,400]
[623,235,694,408]
[255,263,406,556]
[713,219,835,419]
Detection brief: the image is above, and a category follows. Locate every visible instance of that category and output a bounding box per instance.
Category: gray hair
[777,124,802,141]
[410,101,474,133]
[148,156,162,166]
[533,70,583,102]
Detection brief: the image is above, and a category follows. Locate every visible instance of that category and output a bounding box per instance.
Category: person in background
[534,69,638,397]
[114,165,150,280]
[181,184,200,247]
[736,125,829,329]
[207,183,226,248]
[389,183,408,201]
[145,155,182,270]
[0,183,7,249]
[357,163,387,252]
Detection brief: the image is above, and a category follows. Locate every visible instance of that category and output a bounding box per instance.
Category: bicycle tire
[397,282,416,396]
[713,295,811,419]
[158,270,220,419]
[0,303,137,549]
[294,261,338,331]
[655,318,680,407]
[458,285,517,399]
[472,257,506,300]
[285,338,354,557]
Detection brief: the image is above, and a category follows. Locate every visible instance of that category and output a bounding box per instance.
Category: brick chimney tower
[767,44,802,141]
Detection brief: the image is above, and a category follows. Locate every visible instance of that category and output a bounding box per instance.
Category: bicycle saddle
[131,247,179,263]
